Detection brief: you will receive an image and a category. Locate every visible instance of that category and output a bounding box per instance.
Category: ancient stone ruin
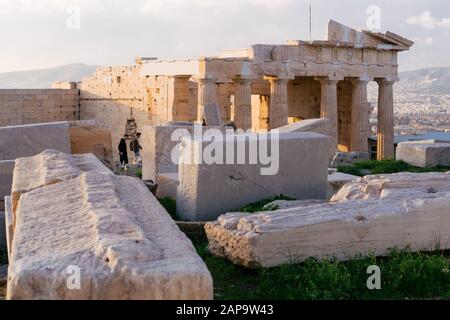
[6,150,213,300]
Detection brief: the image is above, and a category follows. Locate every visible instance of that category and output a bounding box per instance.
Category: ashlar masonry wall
[79,65,152,160]
[0,89,79,127]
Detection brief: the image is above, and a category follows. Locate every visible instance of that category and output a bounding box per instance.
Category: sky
[0,0,449,73]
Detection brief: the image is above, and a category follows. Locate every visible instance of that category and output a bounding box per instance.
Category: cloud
[406,10,450,29]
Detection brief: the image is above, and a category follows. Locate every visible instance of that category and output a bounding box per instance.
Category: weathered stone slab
[396,140,450,168]
[0,122,71,161]
[331,171,450,202]
[327,172,359,199]
[205,171,450,268]
[156,173,179,200]
[278,118,331,137]
[278,118,334,159]
[11,150,111,217]
[202,103,223,126]
[7,151,213,300]
[68,123,113,168]
[142,124,226,182]
[177,132,330,221]
[0,160,14,208]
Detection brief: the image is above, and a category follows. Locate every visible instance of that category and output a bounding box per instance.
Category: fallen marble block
[396,140,450,168]
[177,132,330,221]
[0,122,71,161]
[205,171,450,268]
[7,150,213,300]
[327,172,359,199]
[331,171,450,202]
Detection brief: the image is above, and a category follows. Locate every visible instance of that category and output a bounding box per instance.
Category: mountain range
[0,63,98,89]
[0,64,448,95]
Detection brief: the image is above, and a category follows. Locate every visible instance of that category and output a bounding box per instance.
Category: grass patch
[240,194,295,213]
[194,240,450,300]
[158,197,178,220]
[338,160,450,177]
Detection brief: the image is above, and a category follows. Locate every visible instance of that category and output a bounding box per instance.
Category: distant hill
[399,67,450,94]
[0,63,98,89]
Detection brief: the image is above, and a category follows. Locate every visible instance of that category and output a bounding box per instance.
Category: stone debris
[0,122,71,161]
[7,150,213,300]
[327,172,359,199]
[396,140,450,168]
[205,171,450,268]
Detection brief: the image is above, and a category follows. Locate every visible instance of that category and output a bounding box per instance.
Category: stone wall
[79,66,152,161]
[0,89,79,127]
[288,77,321,120]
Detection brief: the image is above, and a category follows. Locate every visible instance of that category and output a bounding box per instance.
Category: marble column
[233,77,252,130]
[197,77,217,122]
[265,76,289,130]
[317,77,338,151]
[376,78,395,160]
[350,79,369,152]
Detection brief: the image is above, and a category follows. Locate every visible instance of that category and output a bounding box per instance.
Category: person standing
[118,138,128,168]
[130,132,143,163]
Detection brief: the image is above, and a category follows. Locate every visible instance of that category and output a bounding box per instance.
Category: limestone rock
[278,118,331,137]
[177,132,330,221]
[7,151,213,300]
[331,171,450,202]
[396,140,450,168]
[205,171,450,268]
[327,172,359,199]
[262,199,326,211]
[0,122,71,161]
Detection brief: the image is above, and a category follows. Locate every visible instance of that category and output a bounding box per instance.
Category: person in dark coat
[118,138,128,168]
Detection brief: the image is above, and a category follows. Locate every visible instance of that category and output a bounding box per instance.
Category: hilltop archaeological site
[2,20,450,300]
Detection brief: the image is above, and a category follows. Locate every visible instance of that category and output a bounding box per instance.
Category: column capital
[197,76,218,84]
[375,78,397,86]
[315,77,340,86]
[348,77,370,86]
[232,76,253,85]
[264,74,294,83]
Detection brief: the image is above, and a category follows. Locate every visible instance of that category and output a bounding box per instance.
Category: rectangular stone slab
[177,132,330,221]
[0,122,71,161]
[7,151,213,300]
[205,172,450,268]
[396,140,450,168]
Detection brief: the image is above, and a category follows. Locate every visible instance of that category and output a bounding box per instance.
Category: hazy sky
[0,0,449,73]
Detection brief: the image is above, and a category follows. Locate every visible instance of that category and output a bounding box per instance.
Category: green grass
[338,160,450,177]
[158,197,178,220]
[135,168,142,179]
[239,194,296,213]
[194,240,450,300]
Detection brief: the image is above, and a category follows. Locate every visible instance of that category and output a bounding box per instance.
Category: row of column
[196,75,395,160]
[197,76,290,131]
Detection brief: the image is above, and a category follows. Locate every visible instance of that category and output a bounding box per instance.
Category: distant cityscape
[368,67,450,136]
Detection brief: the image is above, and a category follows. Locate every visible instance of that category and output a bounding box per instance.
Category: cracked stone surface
[7,150,213,300]
[205,171,450,268]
